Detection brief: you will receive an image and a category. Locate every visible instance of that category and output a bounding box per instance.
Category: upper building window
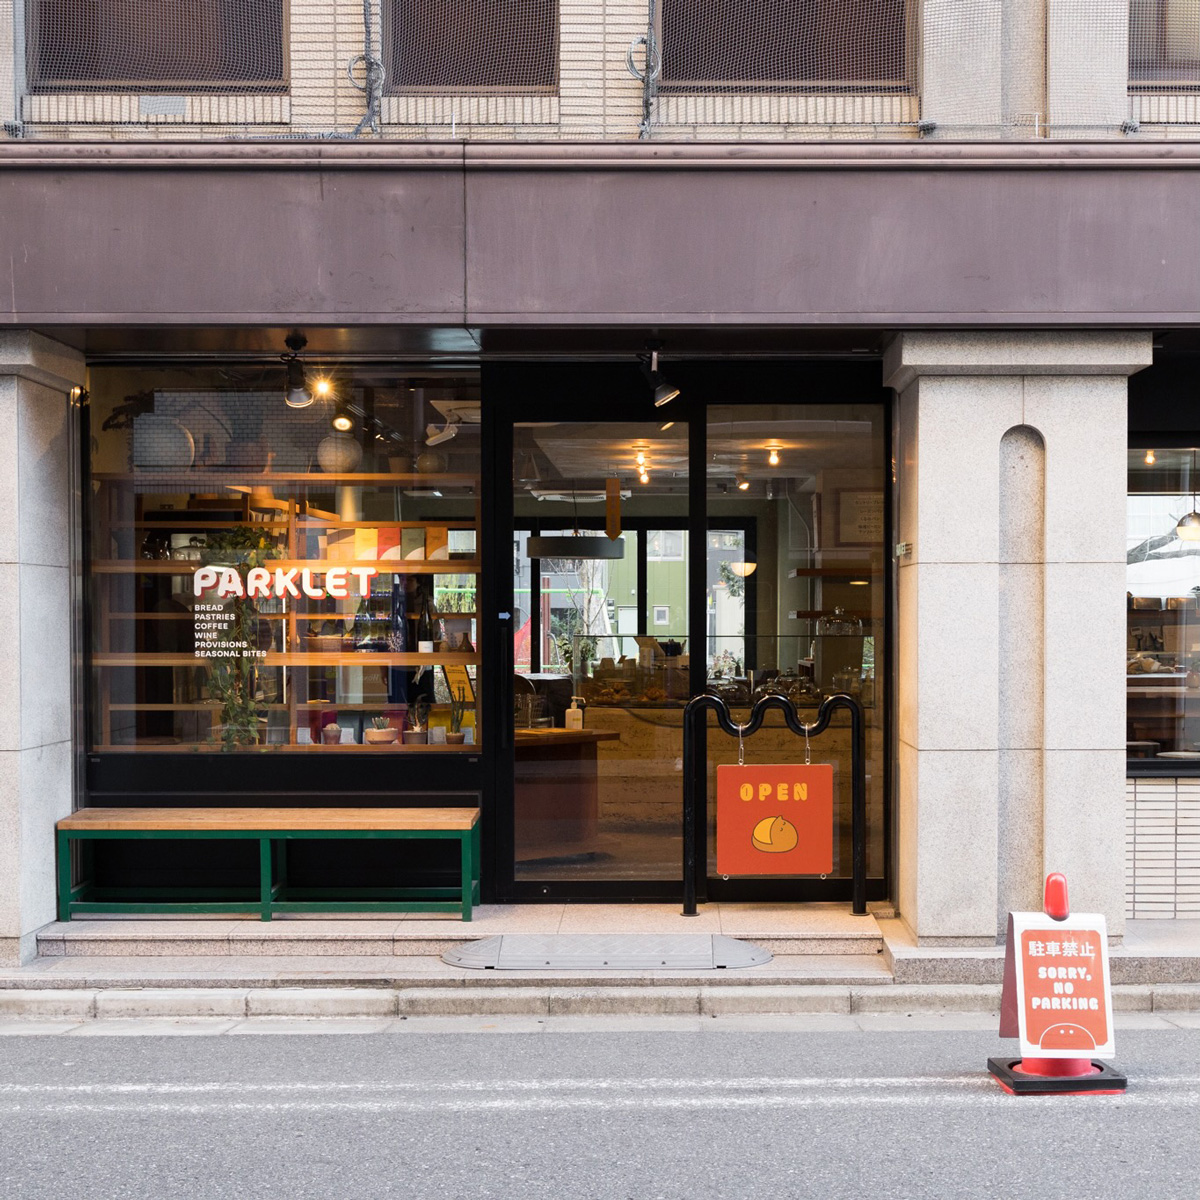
[660,0,910,92]
[1131,0,1200,86]
[383,0,558,93]
[27,0,286,91]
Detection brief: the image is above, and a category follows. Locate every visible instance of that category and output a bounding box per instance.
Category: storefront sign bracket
[681,693,867,917]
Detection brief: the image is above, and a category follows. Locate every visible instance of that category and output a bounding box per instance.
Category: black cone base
[987,1057,1127,1095]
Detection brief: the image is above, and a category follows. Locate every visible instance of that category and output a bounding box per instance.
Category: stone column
[885,332,1152,945]
[0,331,85,966]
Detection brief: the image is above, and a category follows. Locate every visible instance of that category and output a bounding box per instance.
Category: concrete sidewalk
[0,906,1194,1020]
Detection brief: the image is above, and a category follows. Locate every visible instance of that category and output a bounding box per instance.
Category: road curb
[1,982,1197,1019]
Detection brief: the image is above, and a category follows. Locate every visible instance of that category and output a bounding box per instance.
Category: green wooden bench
[56,807,481,921]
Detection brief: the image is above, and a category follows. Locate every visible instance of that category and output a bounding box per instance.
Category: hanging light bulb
[1177,449,1200,539]
[639,470,650,484]
[1145,449,1156,465]
[767,447,780,467]
[314,379,333,399]
[635,450,646,465]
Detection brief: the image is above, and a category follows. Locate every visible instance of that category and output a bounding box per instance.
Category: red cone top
[1044,872,1070,921]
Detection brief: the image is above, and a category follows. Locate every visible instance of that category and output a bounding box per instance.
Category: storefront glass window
[87,365,480,753]
[1127,447,1200,765]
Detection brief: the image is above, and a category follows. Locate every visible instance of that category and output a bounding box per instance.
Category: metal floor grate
[443,934,771,971]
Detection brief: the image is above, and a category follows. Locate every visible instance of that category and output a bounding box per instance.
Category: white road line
[0,1075,1191,1097]
[0,1092,1197,1116]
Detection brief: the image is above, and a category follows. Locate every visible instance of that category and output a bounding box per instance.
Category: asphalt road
[2,1022,1199,1199]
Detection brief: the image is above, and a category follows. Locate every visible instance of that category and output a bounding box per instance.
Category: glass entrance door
[509,421,691,889]
[483,362,890,905]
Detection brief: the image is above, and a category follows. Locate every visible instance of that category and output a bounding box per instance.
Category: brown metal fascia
[3,139,1200,172]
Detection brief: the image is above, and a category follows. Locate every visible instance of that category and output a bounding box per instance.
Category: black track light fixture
[638,341,680,408]
[282,331,313,409]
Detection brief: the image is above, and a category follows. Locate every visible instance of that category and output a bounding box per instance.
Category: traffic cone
[987,873,1127,1095]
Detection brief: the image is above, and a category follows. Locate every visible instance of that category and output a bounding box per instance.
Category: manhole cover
[443,934,771,970]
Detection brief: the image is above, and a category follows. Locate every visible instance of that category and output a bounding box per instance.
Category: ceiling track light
[639,341,681,409]
[735,475,750,492]
[281,331,314,409]
[1145,449,1156,465]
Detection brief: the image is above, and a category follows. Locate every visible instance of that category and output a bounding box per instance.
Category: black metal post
[682,692,867,916]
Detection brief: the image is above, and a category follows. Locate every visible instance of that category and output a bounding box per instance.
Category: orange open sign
[716,763,834,877]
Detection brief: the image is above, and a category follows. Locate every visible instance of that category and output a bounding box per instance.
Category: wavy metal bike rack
[681,692,867,916]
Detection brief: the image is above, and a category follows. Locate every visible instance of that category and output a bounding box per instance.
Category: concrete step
[37,910,887,959]
[6,953,892,990]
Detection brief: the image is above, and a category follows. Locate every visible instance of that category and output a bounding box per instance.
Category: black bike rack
[681,692,868,916]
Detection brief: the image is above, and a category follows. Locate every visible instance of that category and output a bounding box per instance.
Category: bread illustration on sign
[751,816,799,854]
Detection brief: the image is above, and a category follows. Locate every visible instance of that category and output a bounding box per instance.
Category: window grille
[1130,0,1200,86]
[26,0,286,92]
[659,0,911,93]
[383,0,558,93]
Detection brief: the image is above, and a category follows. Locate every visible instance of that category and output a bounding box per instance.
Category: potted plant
[364,716,398,745]
[402,698,431,744]
[201,527,280,750]
[447,686,468,745]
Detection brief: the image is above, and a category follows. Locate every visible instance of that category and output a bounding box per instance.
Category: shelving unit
[91,471,481,753]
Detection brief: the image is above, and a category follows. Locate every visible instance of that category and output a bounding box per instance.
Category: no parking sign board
[999,911,1115,1059]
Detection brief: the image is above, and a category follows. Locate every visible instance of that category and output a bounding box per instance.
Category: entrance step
[2,952,892,992]
[37,903,885,960]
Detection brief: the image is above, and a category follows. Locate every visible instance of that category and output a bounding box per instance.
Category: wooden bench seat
[56,807,481,922]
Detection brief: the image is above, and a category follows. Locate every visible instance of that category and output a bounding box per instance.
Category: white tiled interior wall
[1126,777,1200,919]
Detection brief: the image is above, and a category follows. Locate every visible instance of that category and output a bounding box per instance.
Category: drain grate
[443,934,771,971]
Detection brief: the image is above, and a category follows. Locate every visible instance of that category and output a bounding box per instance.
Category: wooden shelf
[788,568,881,579]
[92,559,481,575]
[93,742,481,753]
[787,610,874,621]
[92,651,481,667]
[1128,608,1198,624]
[94,471,480,486]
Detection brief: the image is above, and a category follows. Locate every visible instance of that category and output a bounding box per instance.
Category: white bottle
[565,697,584,730]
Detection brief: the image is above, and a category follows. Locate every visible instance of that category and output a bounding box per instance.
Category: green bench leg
[57,831,72,922]
[460,831,473,921]
[259,838,273,921]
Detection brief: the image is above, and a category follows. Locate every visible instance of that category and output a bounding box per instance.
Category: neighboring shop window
[87,365,480,753]
[1127,447,1200,766]
[1130,0,1200,86]
[26,0,286,90]
[659,0,911,92]
[383,0,558,92]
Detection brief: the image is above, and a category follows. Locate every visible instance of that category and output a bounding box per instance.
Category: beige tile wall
[1126,777,1200,919]
[3,0,923,142]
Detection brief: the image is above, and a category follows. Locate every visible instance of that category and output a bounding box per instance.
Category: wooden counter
[513,729,619,858]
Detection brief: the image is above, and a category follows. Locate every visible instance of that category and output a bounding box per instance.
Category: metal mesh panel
[383,0,557,93]
[1131,0,1200,86]
[1,2,1199,142]
[25,0,285,91]
[659,0,911,93]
